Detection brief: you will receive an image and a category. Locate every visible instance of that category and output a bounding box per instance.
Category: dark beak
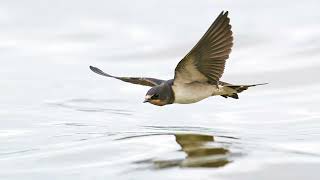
[143,95,152,103]
[144,95,151,103]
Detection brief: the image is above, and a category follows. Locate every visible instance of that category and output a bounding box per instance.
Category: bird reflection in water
[138,133,232,169]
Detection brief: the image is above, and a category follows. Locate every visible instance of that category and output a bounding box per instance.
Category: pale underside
[172,83,236,104]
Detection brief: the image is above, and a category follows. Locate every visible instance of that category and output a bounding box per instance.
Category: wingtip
[255,83,269,86]
[221,10,229,16]
[89,65,115,78]
[89,65,100,72]
[89,65,100,73]
[214,11,230,24]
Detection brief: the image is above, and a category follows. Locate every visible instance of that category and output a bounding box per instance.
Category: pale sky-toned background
[1,1,320,180]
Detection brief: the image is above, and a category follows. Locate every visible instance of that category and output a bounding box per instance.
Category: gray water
[1,0,320,179]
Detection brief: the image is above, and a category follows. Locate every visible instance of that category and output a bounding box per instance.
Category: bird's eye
[151,94,159,99]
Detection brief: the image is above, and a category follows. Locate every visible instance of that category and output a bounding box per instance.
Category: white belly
[172,83,237,104]
[172,83,213,104]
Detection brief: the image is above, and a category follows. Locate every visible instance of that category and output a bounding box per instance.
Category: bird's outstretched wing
[89,66,165,87]
[174,11,233,85]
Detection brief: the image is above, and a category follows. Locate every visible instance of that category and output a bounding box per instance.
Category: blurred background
[0,0,320,180]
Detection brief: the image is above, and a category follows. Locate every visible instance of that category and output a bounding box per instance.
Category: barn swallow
[90,11,267,106]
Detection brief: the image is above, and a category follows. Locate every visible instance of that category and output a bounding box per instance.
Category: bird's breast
[172,82,214,104]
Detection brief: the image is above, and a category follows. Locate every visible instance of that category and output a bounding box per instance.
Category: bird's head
[144,83,174,106]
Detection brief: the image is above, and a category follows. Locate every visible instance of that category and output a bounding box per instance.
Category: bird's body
[89,11,267,106]
[173,82,215,104]
[173,82,230,104]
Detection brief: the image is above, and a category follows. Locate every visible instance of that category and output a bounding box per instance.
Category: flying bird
[90,11,267,106]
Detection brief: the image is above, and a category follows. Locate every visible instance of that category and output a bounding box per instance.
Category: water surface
[1,0,320,179]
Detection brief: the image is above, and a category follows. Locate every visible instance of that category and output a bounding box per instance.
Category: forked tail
[221,83,268,99]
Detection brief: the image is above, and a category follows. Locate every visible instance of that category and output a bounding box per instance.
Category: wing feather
[174,11,233,84]
[89,66,164,87]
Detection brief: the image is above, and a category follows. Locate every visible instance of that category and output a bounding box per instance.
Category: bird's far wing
[89,66,165,87]
[174,11,233,85]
